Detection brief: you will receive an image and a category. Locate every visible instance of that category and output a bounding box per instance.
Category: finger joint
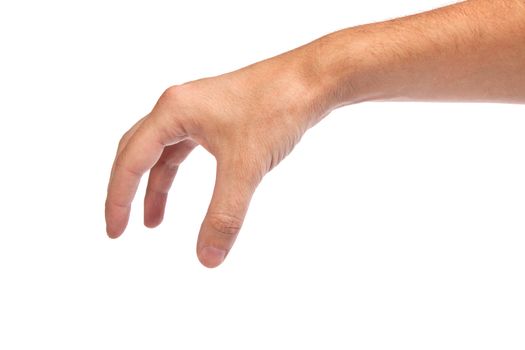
[207,213,243,237]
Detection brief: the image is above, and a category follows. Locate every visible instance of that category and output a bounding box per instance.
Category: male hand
[105,48,327,267]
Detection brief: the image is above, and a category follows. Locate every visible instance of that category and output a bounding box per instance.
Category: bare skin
[105,0,525,268]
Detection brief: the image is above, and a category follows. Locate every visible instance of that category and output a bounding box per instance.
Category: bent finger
[108,116,148,189]
[105,117,184,238]
[144,139,198,228]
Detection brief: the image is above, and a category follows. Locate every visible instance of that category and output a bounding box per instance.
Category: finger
[108,116,147,188]
[105,117,184,238]
[116,116,148,157]
[144,139,198,228]
[197,159,260,268]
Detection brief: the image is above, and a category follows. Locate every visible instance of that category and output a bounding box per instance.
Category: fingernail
[199,246,227,268]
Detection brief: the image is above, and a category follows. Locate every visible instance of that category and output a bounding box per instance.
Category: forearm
[309,0,525,110]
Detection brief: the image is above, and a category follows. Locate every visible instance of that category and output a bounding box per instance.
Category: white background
[1,0,524,349]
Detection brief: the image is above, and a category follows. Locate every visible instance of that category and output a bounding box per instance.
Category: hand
[105,47,328,267]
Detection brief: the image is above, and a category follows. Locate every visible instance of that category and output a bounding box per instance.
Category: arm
[315,0,525,106]
[105,0,525,268]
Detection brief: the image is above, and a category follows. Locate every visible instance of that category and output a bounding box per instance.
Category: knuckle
[155,85,193,136]
[207,213,243,237]
[158,85,183,107]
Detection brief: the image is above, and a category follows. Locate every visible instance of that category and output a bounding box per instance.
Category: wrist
[310,27,396,110]
[262,40,355,127]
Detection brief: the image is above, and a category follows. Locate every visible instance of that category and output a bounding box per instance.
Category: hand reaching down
[105,49,328,268]
[106,0,525,268]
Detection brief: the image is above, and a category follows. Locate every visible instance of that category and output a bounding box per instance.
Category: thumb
[197,159,260,268]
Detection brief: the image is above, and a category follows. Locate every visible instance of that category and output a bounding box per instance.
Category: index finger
[105,117,183,238]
